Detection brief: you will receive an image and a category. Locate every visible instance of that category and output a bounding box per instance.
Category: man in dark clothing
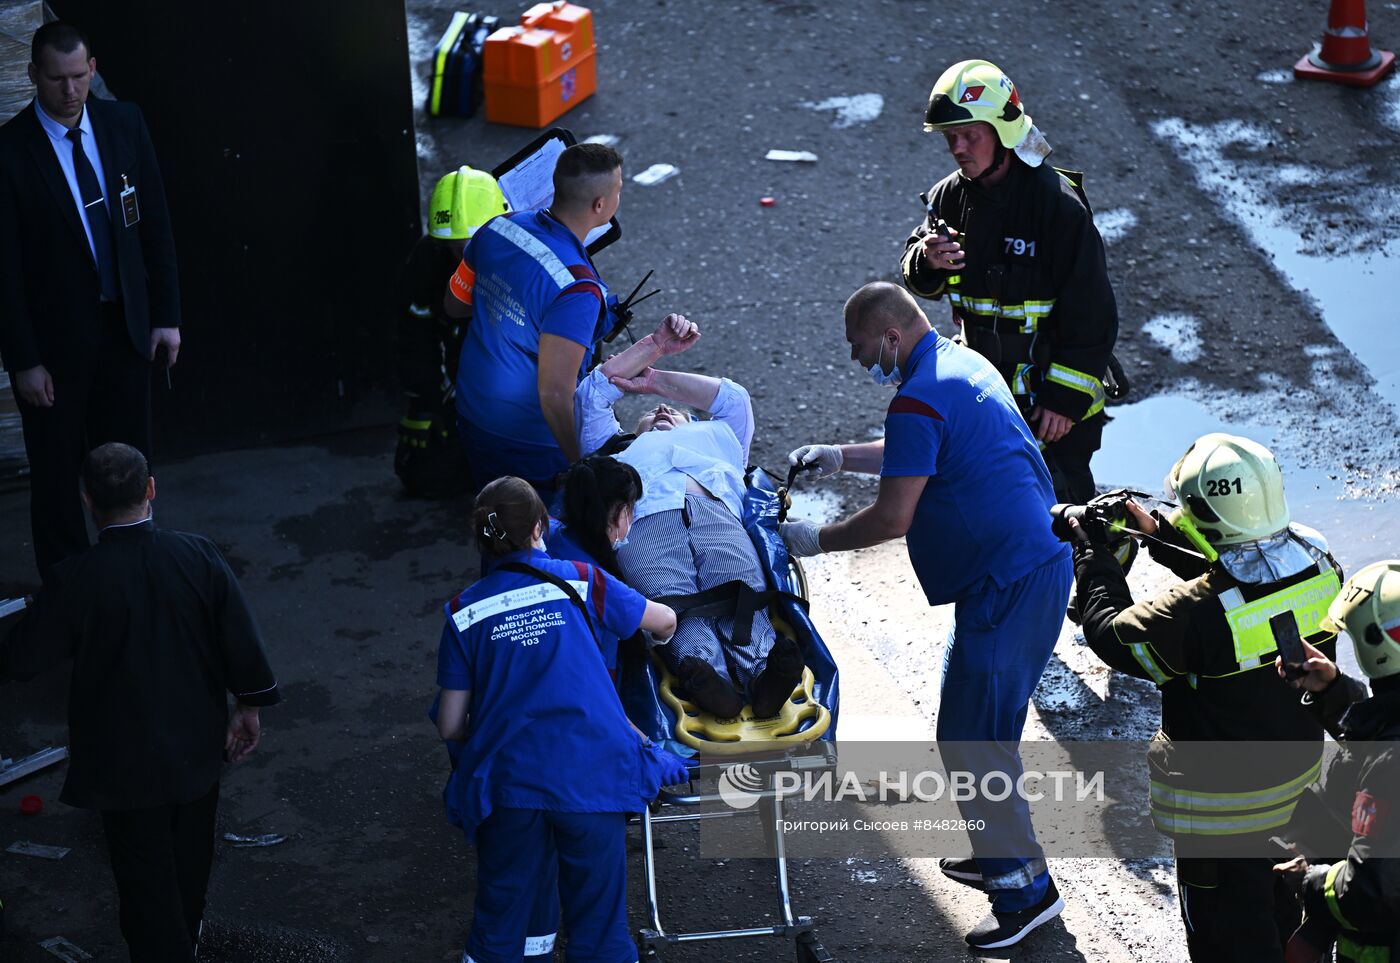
[901,59,1117,502]
[0,23,183,584]
[1277,560,1400,963]
[0,443,278,962]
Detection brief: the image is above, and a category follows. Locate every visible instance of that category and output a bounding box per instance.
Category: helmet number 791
[1003,237,1036,256]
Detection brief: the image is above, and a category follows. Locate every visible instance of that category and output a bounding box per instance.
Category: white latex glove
[788,444,843,478]
[781,520,824,558]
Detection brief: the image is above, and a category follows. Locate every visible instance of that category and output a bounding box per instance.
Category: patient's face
[636,404,692,434]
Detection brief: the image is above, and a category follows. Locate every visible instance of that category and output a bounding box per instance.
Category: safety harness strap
[656,580,809,651]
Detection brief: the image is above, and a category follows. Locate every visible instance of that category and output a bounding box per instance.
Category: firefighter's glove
[782,519,825,558]
[788,444,843,478]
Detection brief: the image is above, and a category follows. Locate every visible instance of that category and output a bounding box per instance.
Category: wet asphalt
[5,0,1398,959]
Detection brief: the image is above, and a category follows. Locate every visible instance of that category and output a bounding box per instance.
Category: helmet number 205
[1205,477,1244,496]
[1003,237,1036,256]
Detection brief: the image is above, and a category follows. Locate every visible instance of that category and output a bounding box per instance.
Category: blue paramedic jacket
[881,330,1068,605]
[452,210,611,482]
[437,549,667,837]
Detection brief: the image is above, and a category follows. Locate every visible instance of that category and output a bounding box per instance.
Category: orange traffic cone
[1295,0,1395,86]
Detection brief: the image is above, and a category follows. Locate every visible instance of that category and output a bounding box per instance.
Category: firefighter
[395,165,507,497]
[1277,560,1400,963]
[901,59,1119,502]
[1072,432,1343,962]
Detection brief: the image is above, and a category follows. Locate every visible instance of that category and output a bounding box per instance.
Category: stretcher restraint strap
[498,562,604,654]
[655,579,808,651]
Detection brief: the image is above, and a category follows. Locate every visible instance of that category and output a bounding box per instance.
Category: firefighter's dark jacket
[901,158,1117,421]
[1287,673,1400,947]
[1073,516,1341,844]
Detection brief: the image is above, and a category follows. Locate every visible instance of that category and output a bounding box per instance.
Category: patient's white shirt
[573,371,754,522]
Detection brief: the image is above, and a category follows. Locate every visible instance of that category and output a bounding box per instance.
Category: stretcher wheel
[787,556,809,602]
[795,931,835,962]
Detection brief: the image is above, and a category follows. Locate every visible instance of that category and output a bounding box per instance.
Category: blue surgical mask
[612,536,629,551]
[868,339,902,387]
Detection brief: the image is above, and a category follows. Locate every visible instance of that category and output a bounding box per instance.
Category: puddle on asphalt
[786,486,844,525]
[1097,392,1400,569]
[1152,117,1400,415]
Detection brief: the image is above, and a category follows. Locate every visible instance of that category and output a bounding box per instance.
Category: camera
[1049,489,1150,543]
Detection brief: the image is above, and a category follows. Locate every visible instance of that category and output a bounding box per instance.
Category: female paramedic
[553,455,644,675]
[436,476,687,963]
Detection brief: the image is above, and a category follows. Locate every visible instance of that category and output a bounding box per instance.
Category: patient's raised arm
[598,314,700,381]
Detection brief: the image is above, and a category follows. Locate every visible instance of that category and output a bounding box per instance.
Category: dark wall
[55,1,421,454]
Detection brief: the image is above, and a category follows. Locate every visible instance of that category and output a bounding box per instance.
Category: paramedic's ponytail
[473,477,549,558]
[563,456,642,576]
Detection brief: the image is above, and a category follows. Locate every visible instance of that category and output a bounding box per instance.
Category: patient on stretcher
[573,315,803,719]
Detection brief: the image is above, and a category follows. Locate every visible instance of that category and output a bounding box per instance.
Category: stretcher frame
[634,534,838,962]
[624,469,840,959]
[636,743,837,962]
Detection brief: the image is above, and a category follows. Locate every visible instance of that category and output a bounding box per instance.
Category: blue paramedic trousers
[935,550,1072,912]
[465,808,634,963]
[525,855,559,961]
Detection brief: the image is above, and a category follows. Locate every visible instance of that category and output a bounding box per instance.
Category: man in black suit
[0,21,182,584]
[0,442,279,962]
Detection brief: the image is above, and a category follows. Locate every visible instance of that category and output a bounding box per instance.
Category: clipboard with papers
[491,128,621,255]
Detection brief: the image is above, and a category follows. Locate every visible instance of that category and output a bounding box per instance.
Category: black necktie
[66,128,119,302]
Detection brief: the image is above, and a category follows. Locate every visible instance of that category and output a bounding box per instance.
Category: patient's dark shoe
[678,656,744,719]
[749,636,803,718]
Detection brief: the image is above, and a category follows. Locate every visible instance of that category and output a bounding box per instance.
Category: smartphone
[1270,612,1308,681]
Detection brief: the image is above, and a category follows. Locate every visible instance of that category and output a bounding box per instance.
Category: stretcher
[619,469,840,962]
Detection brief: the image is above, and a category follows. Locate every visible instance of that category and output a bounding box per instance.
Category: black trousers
[1176,857,1301,963]
[100,782,218,963]
[1041,411,1105,504]
[15,302,150,584]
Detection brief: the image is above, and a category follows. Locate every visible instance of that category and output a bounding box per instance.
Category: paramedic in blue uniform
[444,143,623,494]
[783,281,1072,951]
[435,476,686,963]
[472,458,646,960]
[554,455,644,676]
[481,455,644,677]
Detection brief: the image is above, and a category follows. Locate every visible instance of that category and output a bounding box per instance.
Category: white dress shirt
[574,372,755,522]
[34,99,110,265]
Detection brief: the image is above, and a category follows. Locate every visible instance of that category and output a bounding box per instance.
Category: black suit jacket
[0,520,278,810]
[0,98,181,374]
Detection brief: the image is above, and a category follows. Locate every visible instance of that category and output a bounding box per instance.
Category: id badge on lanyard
[119,174,139,227]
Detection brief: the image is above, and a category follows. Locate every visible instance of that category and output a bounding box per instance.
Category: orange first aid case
[483,2,598,128]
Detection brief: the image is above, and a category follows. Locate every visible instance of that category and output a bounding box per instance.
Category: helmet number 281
[1205,477,1244,496]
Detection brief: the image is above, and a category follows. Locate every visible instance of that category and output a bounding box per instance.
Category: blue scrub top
[437,548,653,837]
[454,211,607,483]
[881,331,1069,604]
